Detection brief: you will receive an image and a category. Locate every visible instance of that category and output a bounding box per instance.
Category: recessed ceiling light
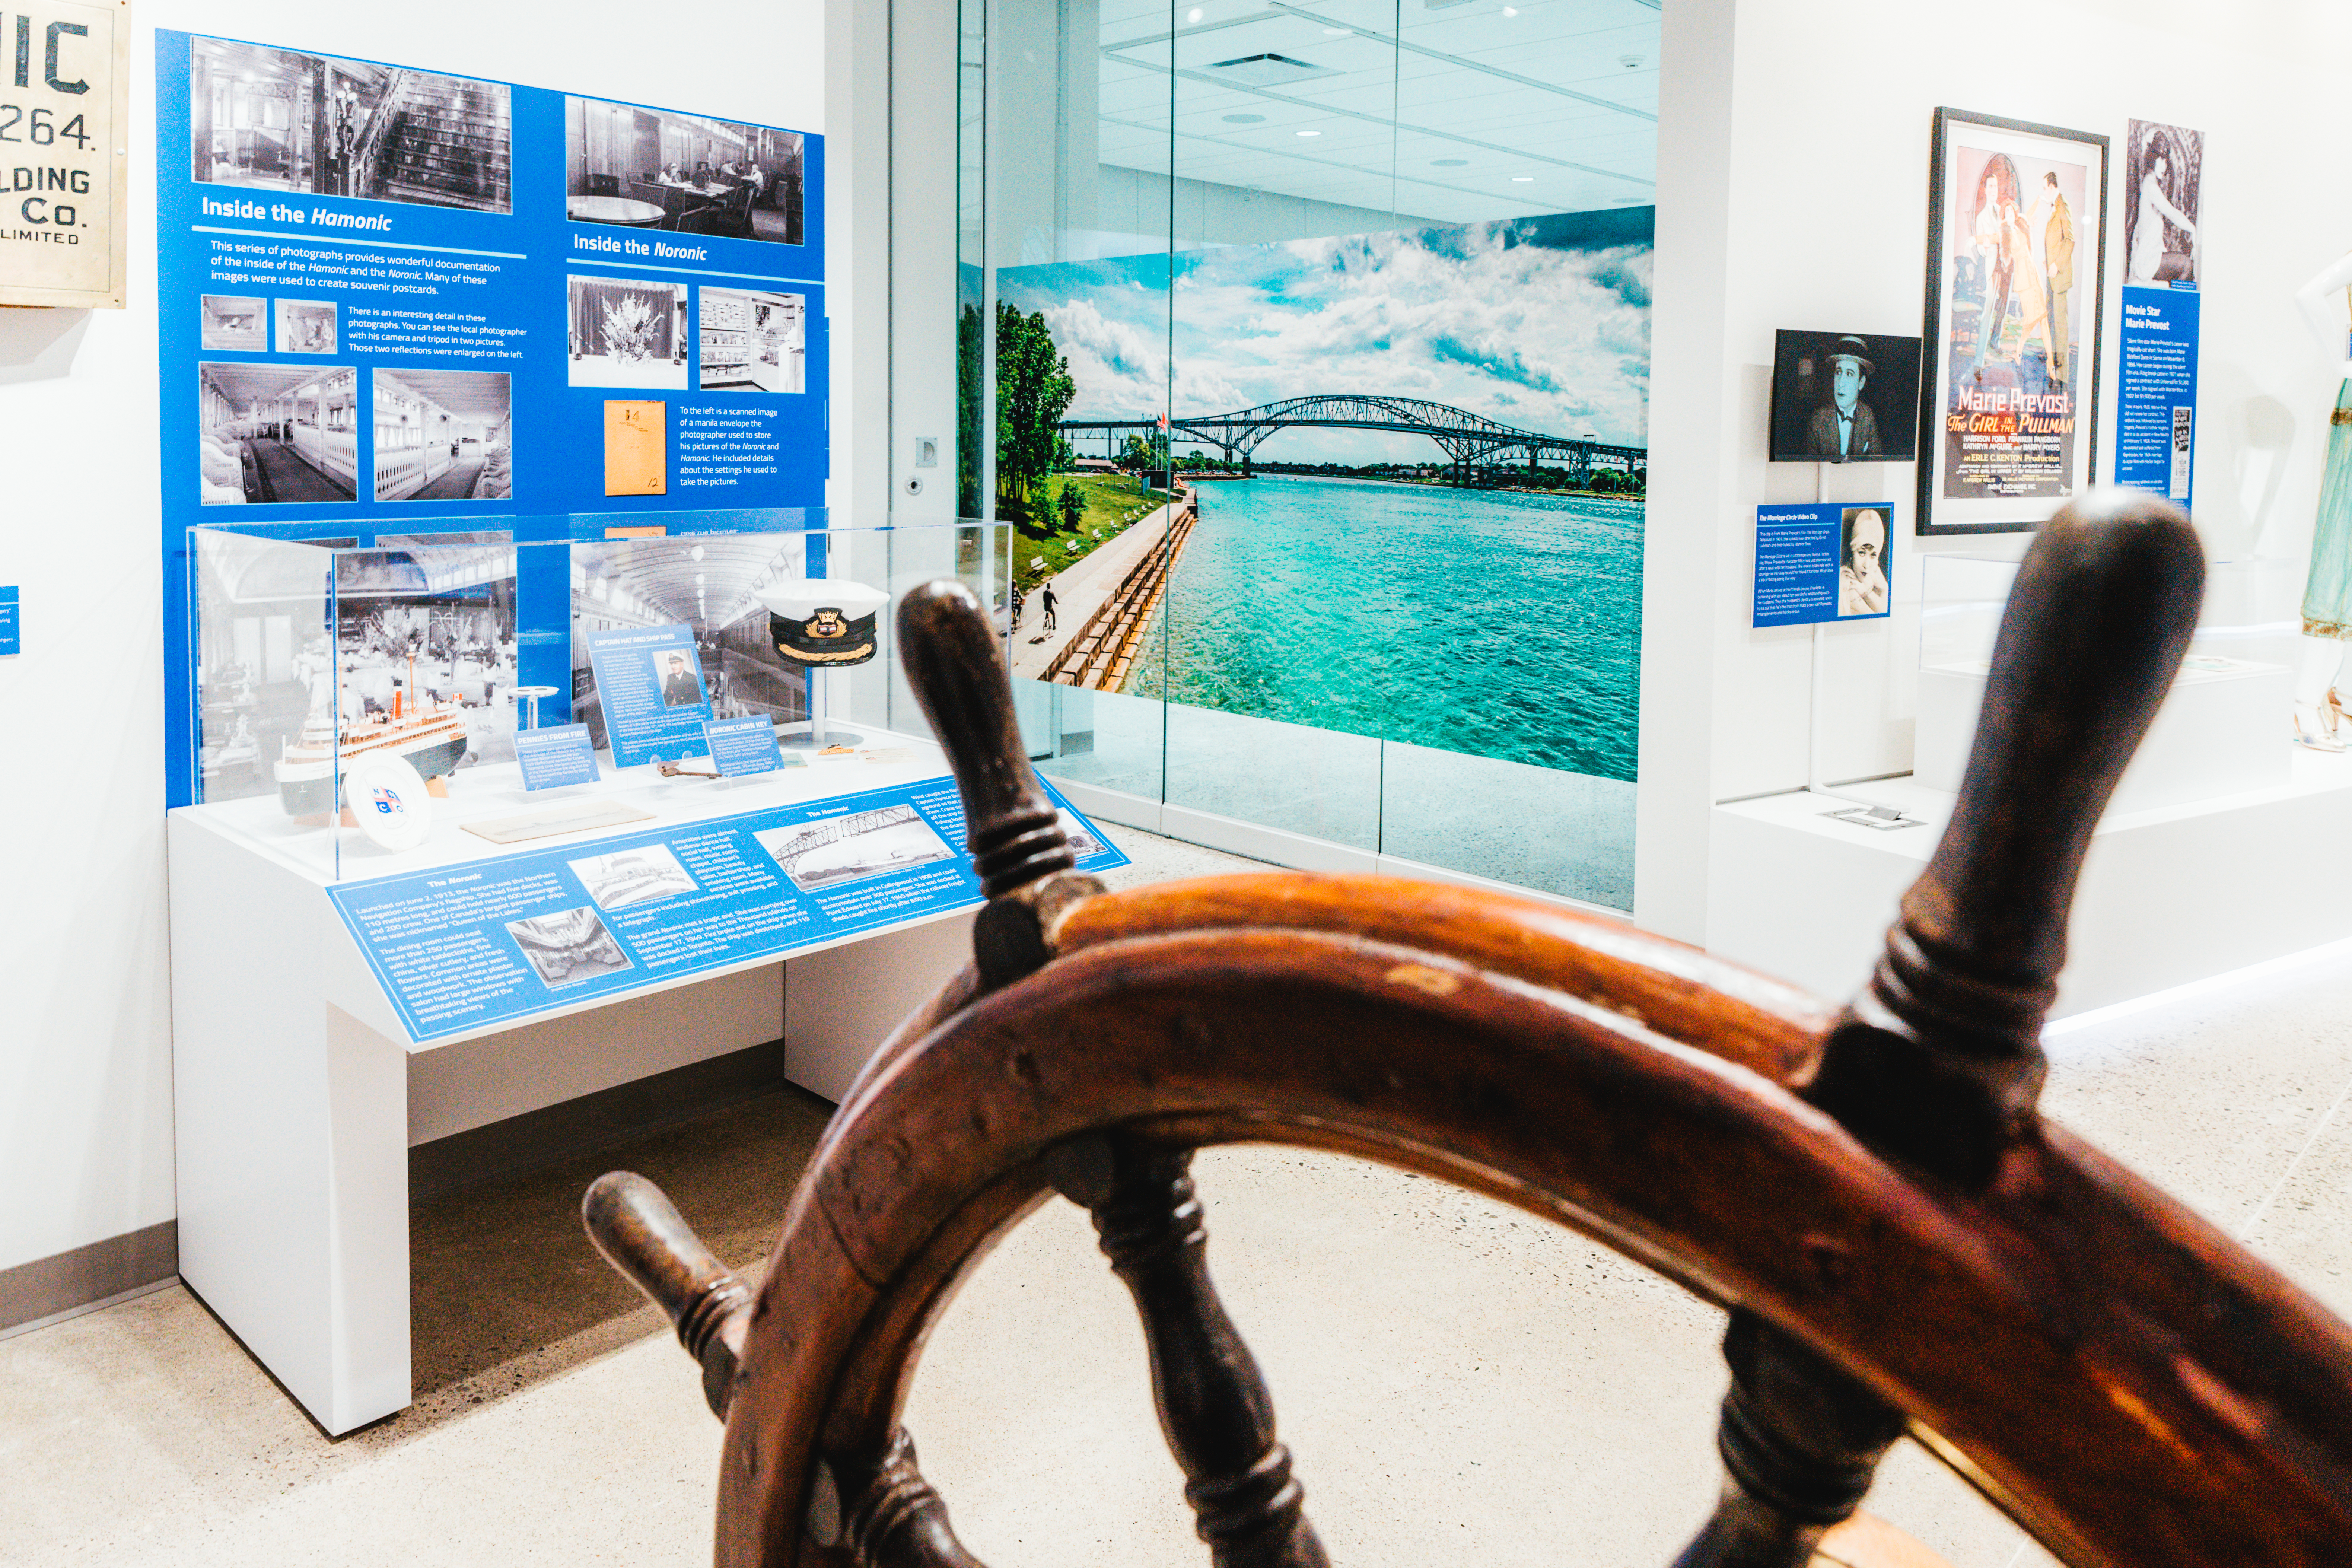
[1432,158,1468,167]
[1322,26,1353,35]
[1187,6,1204,21]
[1502,6,1519,14]
[1296,129,1322,137]
[1511,175,1535,182]
[1222,112,1266,123]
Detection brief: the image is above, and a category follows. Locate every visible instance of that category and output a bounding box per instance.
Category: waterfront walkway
[1008,489,1192,686]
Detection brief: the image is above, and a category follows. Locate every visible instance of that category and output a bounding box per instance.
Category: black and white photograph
[700,289,806,393]
[754,805,956,894]
[2125,119,2202,287]
[505,907,633,987]
[563,96,805,244]
[331,540,521,767]
[189,36,512,213]
[570,536,813,751]
[1838,507,1892,619]
[276,300,338,356]
[1057,810,1104,861]
[374,369,513,502]
[569,276,689,389]
[1768,331,1922,464]
[567,846,700,911]
[198,363,359,504]
[199,295,267,352]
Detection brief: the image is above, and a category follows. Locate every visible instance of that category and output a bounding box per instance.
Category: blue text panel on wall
[157,31,827,807]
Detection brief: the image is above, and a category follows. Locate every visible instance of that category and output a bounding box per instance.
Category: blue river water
[1129,475,1643,781]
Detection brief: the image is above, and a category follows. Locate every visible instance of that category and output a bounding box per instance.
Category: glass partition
[185,516,1009,879]
[965,0,1656,909]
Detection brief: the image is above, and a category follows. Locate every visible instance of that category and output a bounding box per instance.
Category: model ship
[275,683,470,819]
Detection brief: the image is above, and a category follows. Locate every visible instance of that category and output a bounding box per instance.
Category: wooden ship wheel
[584,491,2352,1568]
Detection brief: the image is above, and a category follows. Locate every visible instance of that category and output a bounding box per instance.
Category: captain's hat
[753,578,890,668]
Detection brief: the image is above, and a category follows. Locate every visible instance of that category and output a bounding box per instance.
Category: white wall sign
[0,0,127,308]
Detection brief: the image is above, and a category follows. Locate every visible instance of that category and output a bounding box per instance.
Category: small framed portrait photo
[1920,107,2109,535]
[1769,331,1922,464]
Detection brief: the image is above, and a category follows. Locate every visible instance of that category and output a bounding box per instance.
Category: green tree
[956,303,982,516]
[1057,480,1084,532]
[994,302,1077,510]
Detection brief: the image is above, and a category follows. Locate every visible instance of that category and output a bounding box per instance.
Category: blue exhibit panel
[156,29,827,806]
[515,724,599,789]
[2115,285,2200,502]
[325,779,1128,1042]
[1753,504,1893,628]
[0,587,17,656]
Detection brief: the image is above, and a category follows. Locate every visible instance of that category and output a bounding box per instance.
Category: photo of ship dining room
[189,35,512,213]
[198,362,359,505]
[563,96,804,244]
[373,369,515,502]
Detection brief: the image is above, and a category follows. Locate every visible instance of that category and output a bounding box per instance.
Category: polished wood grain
[587,492,2352,1568]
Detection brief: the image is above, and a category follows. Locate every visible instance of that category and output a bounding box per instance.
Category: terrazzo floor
[4,824,2349,1567]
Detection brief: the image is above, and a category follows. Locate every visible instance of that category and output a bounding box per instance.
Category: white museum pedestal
[1709,744,2352,1021]
[1917,655,2293,813]
[167,734,975,1434]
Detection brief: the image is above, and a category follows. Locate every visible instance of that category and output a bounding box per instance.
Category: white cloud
[1002,218,1651,464]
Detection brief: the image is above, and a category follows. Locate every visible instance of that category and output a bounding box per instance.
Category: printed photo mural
[992,207,1651,788]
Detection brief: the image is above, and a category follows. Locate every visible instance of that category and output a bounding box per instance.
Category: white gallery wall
[0,0,834,1290]
[1642,0,2352,942]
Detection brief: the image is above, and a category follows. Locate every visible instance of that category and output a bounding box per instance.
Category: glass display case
[1917,551,2295,812]
[182,514,1010,878]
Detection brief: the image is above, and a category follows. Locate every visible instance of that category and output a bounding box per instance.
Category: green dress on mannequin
[2302,381,2352,640]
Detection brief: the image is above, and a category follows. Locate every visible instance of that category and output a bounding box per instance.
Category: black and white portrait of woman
[1839,507,1890,617]
[2126,120,2202,286]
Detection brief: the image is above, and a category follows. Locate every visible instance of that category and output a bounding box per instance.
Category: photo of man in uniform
[1807,337,1883,461]
[659,652,703,707]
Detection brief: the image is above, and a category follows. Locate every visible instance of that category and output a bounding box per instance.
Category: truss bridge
[1059,395,1646,484]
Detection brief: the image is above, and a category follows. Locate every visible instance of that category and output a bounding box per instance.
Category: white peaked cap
[752,578,890,620]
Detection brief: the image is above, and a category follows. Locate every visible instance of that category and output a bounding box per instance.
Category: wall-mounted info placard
[0,0,130,307]
[1753,503,1894,628]
[326,778,1127,1042]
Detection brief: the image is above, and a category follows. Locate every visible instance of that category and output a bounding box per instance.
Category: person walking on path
[1041,582,1059,632]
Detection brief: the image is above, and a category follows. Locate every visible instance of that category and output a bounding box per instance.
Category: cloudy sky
[997,213,1652,466]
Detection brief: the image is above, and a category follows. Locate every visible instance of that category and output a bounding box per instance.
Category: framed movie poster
[1919,108,2108,534]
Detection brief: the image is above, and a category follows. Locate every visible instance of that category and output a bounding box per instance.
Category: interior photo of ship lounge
[188,35,513,213]
[562,96,804,244]
[569,535,810,750]
[198,362,360,504]
[373,369,515,502]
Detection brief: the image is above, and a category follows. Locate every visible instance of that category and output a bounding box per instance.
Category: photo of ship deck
[373,369,514,502]
[198,362,359,505]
